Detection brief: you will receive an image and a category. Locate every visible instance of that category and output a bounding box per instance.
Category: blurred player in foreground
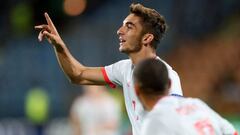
[133,58,238,135]
[35,3,183,135]
[70,86,120,135]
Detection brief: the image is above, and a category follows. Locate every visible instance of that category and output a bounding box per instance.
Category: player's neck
[129,46,156,65]
[144,95,165,111]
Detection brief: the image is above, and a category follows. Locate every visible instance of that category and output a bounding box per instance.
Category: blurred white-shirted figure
[133,58,238,135]
[70,86,120,135]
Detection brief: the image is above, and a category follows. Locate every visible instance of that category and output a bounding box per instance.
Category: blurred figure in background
[133,58,238,135]
[70,86,121,135]
[25,87,50,135]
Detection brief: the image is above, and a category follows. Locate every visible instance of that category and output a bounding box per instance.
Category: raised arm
[35,13,106,85]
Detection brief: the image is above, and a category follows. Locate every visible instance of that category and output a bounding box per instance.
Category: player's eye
[126,24,133,29]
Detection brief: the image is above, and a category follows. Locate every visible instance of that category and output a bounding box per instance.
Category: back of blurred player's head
[133,58,170,96]
[129,3,167,49]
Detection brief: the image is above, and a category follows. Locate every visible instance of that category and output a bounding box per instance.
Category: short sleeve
[102,60,130,88]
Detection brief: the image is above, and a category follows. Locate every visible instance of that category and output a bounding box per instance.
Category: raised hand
[35,12,64,46]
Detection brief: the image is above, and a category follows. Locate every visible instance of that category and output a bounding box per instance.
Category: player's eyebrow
[124,21,136,28]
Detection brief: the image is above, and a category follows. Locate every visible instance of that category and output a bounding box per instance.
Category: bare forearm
[54,43,86,83]
[35,13,106,85]
[53,43,106,85]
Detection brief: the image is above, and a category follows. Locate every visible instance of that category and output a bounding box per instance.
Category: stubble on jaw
[119,34,143,54]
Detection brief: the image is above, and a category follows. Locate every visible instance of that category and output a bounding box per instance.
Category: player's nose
[117,26,124,35]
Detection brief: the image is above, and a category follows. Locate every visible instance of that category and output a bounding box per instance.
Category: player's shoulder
[150,97,178,115]
[146,103,178,126]
[112,59,132,69]
[156,56,173,70]
[116,59,132,64]
[184,97,206,105]
[179,97,210,111]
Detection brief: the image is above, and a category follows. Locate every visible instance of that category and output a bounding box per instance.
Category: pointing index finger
[44,12,58,35]
[44,13,53,27]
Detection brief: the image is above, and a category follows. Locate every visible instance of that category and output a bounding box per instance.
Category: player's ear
[142,33,154,45]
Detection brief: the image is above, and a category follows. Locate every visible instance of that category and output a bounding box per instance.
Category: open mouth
[119,38,126,46]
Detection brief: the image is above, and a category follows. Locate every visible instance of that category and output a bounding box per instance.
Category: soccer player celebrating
[35,3,183,135]
[133,58,238,135]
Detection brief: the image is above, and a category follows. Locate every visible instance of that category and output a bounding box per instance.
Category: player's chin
[119,46,124,52]
[119,46,128,53]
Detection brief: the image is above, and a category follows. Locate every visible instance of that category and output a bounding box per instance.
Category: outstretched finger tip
[44,12,49,17]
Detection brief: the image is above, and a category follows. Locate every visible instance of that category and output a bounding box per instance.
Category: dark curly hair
[133,58,169,95]
[130,3,167,49]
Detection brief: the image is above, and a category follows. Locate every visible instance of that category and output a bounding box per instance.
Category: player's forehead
[122,14,142,26]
